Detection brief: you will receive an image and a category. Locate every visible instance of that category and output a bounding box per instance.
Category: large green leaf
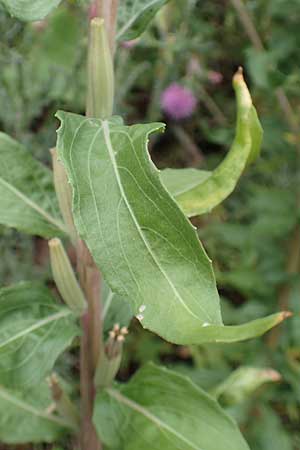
[117,0,170,40]
[0,133,66,237]
[56,110,288,345]
[161,70,263,217]
[93,363,250,450]
[0,282,78,389]
[0,382,72,444]
[0,0,62,21]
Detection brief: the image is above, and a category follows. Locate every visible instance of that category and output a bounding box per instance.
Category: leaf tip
[233,66,244,84]
[278,311,293,322]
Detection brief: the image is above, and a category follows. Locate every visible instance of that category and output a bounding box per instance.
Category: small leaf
[0,282,78,389]
[161,70,263,217]
[0,381,72,444]
[56,111,289,345]
[213,366,281,405]
[0,133,66,237]
[1,0,62,21]
[93,363,250,450]
[117,0,170,41]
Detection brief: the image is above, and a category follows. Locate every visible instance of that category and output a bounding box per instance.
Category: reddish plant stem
[95,0,119,52]
[77,240,102,450]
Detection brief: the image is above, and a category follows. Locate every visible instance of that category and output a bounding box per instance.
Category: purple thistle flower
[161,83,197,120]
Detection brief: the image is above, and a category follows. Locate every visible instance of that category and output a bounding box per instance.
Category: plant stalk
[78,3,116,449]
[78,240,102,450]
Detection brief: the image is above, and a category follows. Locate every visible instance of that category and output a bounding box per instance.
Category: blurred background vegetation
[1,0,300,449]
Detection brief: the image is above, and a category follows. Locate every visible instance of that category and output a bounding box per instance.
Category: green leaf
[93,363,250,450]
[0,381,72,444]
[102,283,133,335]
[161,70,263,217]
[56,110,288,345]
[117,0,170,41]
[248,406,293,450]
[0,133,66,237]
[0,282,78,389]
[0,0,62,21]
[213,367,281,405]
[160,168,211,197]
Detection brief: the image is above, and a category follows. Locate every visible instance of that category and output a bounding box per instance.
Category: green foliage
[213,367,281,405]
[56,110,284,345]
[161,73,263,217]
[0,381,71,444]
[94,363,250,450]
[0,132,65,237]
[0,282,78,389]
[117,0,170,40]
[0,0,62,21]
[0,0,299,448]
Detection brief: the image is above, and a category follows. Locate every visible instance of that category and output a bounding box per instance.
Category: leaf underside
[0,381,70,444]
[0,133,65,237]
[0,0,62,21]
[0,282,78,389]
[93,363,250,450]
[117,0,170,40]
[56,107,286,345]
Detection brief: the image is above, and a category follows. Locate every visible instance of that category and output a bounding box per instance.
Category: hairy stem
[78,2,117,448]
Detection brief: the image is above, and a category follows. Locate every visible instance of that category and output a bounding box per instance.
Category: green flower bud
[87,17,114,118]
[51,148,77,243]
[49,238,87,316]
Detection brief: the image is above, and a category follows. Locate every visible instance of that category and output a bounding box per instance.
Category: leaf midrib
[101,120,199,320]
[0,385,73,429]
[0,309,72,350]
[0,177,66,233]
[117,0,163,39]
[107,388,203,450]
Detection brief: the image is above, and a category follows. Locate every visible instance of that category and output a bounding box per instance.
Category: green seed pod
[49,238,87,316]
[86,17,114,118]
[51,148,77,243]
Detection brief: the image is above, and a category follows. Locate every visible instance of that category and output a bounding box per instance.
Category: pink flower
[208,70,223,84]
[161,83,197,120]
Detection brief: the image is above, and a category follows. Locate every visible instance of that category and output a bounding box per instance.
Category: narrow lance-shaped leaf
[213,366,281,405]
[117,0,170,41]
[0,282,78,389]
[93,363,250,450]
[161,69,263,217]
[0,381,72,444]
[0,133,66,237]
[0,0,62,21]
[56,109,289,345]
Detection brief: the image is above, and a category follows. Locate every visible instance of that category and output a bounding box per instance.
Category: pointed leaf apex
[233,66,244,85]
[279,311,293,321]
